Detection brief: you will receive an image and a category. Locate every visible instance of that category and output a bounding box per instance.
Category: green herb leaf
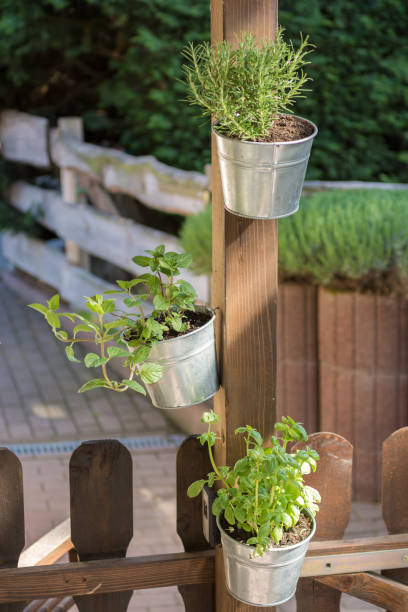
[47,294,60,311]
[65,345,81,363]
[28,303,48,315]
[107,346,131,358]
[122,379,146,395]
[187,479,206,498]
[84,353,109,368]
[78,378,109,393]
[132,255,151,267]
[139,362,163,384]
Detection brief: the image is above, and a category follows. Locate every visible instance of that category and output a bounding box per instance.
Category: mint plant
[188,411,320,556]
[28,245,198,394]
[182,29,313,142]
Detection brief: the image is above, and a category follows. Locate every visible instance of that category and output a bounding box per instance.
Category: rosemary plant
[182,29,313,141]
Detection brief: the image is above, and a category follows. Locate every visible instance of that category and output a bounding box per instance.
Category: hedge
[0,1,407,180]
[179,189,408,296]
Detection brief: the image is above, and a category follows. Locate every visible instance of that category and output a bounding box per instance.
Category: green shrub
[279,0,408,182]
[180,190,408,295]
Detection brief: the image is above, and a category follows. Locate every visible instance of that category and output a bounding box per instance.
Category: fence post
[382,427,408,611]
[294,432,353,612]
[58,117,89,270]
[69,440,133,612]
[177,436,214,612]
[210,1,279,609]
[0,448,25,612]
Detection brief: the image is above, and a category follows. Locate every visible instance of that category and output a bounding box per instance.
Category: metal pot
[216,511,316,607]
[125,305,219,410]
[214,115,318,220]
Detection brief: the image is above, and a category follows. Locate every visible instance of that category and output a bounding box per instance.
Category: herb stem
[207,423,230,489]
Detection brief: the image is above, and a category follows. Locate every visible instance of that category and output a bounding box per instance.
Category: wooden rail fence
[1,427,408,611]
[2,109,407,309]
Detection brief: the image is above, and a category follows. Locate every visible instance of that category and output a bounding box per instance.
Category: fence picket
[176,436,215,612]
[69,440,133,612]
[0,448,25,612]
[294,433,353,611]
[382,427,408,611]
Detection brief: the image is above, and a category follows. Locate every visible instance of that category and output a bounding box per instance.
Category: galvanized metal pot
[214,115,318,220]
[216,512,316,607]
[125,305,219,410]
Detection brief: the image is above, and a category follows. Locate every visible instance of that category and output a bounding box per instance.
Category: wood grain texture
[211,2,278,611]
[70,440,133,612]
[294,433,353,612]
[0,448,25,612]
[317,572,408,612]
[0,552,215,603]
[382,427,408,609]
[176,437,214,612]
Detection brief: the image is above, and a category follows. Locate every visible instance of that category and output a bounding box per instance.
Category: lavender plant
[188,411,320,556]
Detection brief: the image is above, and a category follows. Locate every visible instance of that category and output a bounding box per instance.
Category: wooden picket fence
[2,428,408,611]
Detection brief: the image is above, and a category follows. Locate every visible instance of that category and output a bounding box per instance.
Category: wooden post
[211,2,278,610]
[58,117,89,270]
[0,449,25,612]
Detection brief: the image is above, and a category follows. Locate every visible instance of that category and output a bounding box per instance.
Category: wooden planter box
[318,288,408,501]
[277,283,318,434]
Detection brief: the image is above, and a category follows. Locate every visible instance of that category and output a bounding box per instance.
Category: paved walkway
[0,280,175,444]
[0,280,387,611]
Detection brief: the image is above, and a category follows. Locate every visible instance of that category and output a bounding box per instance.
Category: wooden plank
[3,538,408,604]
[0,448,25,612]
[382,427,408,609]
[1,233,116,308]
[176,437,214,612]
[70,440,133,612]
[19,520,71,568]
[211,2,278,611]
[316,572,408,612]
[0,111,50,168]
[58,118,89,269]
[0,551,215,603]
[7,182,209,301]
[50,129,208,216]
[294,432,353,612]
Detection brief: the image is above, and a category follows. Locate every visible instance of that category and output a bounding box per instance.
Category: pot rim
[122,304,216,347]
[213,114,318,147]
[216,508,316,555]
